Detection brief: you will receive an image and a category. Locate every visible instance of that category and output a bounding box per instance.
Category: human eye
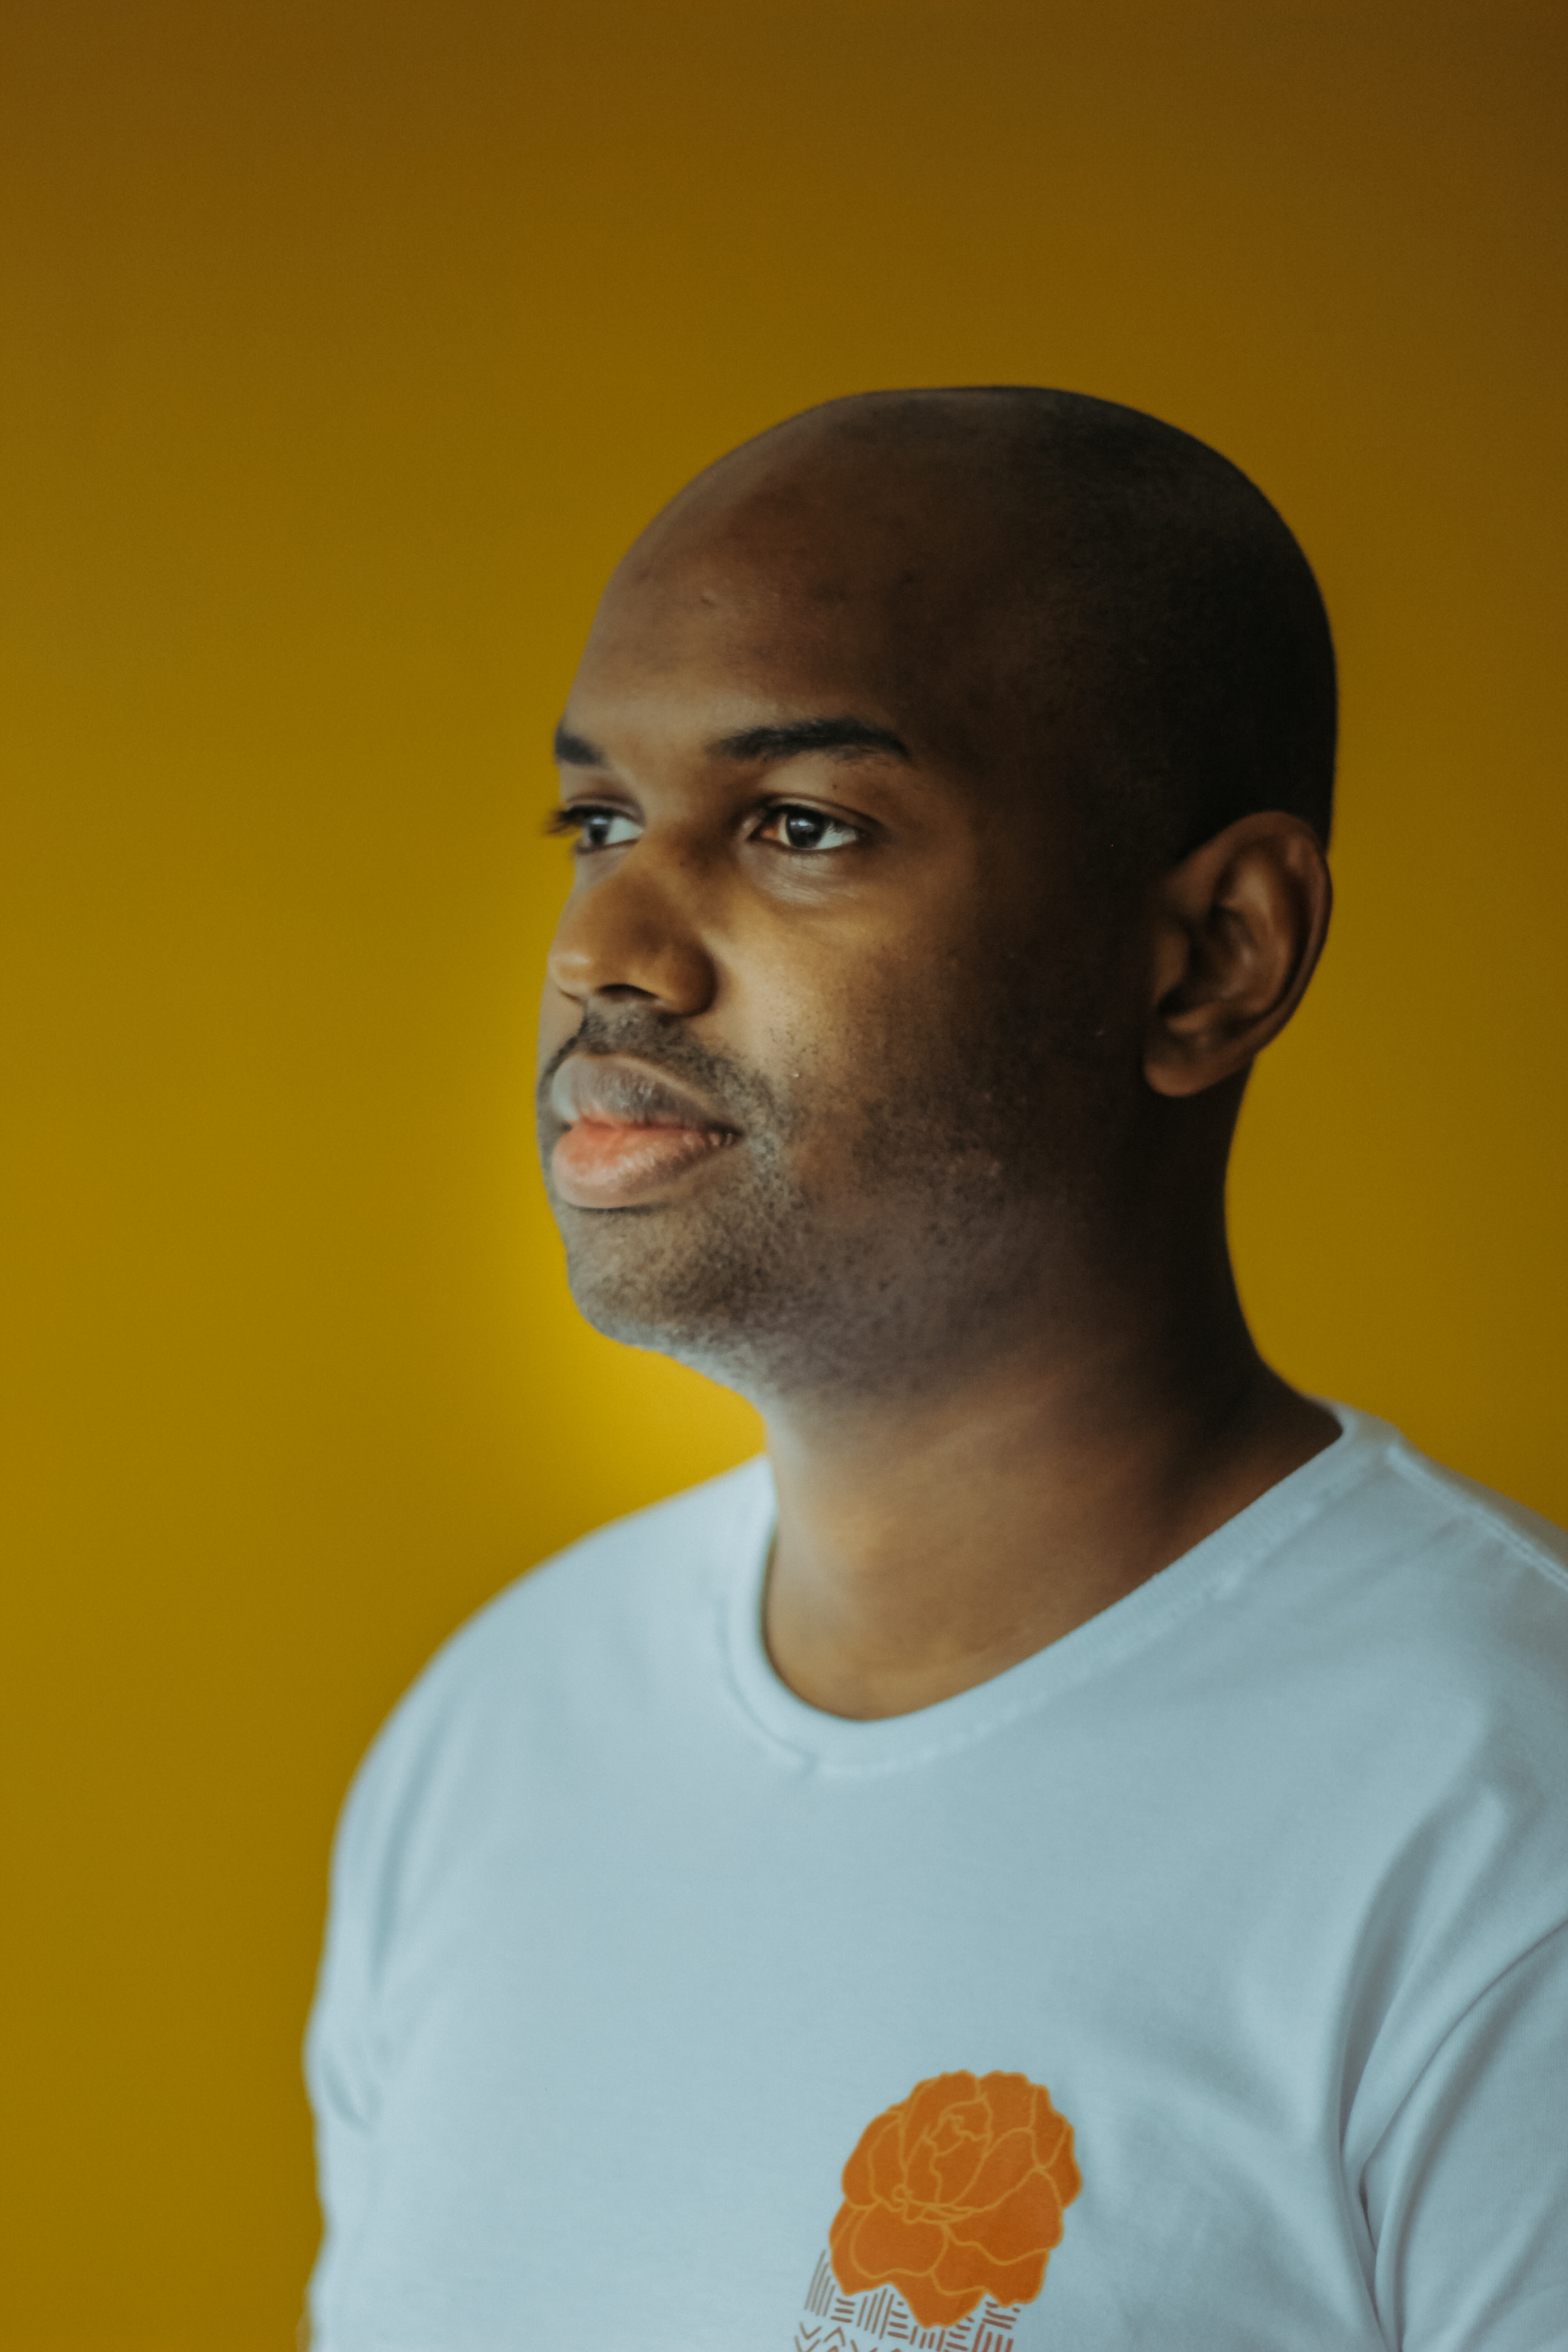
[753,802,864,855]
[546,803,644,854]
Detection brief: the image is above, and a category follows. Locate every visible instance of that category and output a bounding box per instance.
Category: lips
[547,1054,740,1209]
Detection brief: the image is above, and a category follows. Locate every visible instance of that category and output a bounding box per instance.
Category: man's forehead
[621,454,1015,606]
[565,419,1099,788]
[574,519,1020,746]
[566,614,1057,829]
[570,560,933,742]
[594,536,941,645]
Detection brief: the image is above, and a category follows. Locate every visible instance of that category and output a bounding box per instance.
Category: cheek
[743,931,990,1155]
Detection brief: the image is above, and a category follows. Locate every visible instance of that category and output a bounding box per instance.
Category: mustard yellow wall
[3,3,1563,2342]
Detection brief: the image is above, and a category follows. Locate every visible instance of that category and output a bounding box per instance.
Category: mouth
[547,1053,741,1210]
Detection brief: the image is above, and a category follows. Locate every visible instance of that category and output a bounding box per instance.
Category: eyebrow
[707,716,913,765]
[550,714,913,770]
[553,723,608,768]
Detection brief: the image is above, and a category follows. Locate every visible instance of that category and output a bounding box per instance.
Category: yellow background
[3,3,1564,2342]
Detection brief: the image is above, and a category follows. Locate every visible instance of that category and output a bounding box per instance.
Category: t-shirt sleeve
[1362,1917,1568,2349]
[302,1761,389,2338]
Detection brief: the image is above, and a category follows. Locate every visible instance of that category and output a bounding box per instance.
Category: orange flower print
[828,2070,1081,2330]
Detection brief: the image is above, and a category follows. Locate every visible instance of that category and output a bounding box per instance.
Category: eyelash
[544,804,635,849]
[546,801,866,855]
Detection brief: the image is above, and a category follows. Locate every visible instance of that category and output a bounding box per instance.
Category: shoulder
[426,1453,772,1691]
[1389,1431,1568,1738]
[330,1458,773,1873]
[1328,1408,1568,1644]
[1285,1407,1568,1792]
[1171,1406,1568,1833]
[1378,1428,1567,1576]
[1296,1403,1566,1603]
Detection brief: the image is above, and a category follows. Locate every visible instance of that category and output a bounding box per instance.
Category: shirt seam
[1384,1441,1568,1597]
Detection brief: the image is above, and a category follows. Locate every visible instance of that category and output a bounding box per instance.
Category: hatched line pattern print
[793,2252,1024,2351]
[792,2070,1080,2349]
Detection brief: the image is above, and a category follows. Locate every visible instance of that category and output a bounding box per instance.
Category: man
[305,390,1568,2351]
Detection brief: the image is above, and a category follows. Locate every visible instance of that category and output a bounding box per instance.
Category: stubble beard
[540,994,1127,1414]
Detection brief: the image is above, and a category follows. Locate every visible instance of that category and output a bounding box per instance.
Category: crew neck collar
[716,1402,1386,1776]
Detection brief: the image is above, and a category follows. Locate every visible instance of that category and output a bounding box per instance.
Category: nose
[544,849,717,1018]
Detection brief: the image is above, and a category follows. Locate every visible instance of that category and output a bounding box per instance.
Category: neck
[758,1230,1337,1720]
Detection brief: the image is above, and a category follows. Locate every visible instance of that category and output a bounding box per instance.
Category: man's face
[536,459,1147,1406]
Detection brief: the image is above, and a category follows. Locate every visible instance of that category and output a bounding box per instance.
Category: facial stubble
[539,968,1130,1413]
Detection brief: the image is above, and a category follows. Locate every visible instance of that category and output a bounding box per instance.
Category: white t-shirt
[306,1407,1568,2351]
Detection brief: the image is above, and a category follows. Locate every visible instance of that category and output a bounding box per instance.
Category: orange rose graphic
[828,2070,1081,2329]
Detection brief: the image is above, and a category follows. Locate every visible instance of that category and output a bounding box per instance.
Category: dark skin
[538,410,1337,1721]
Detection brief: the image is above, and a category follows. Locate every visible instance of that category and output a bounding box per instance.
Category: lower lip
[551,1120,736,1209]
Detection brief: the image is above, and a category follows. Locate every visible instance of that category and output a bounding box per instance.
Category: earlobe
[1142,813,1331,1099]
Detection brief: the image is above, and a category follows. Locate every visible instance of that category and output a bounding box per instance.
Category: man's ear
[1143,811,1332,1098]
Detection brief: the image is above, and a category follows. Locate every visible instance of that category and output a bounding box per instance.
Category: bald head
[616,387,1336,870]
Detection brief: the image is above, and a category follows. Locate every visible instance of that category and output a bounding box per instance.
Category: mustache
[537,1010,785,1135]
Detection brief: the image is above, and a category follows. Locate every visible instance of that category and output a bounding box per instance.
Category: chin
[553,1161,792,1343]
[562,1235,768,1387]
[560,1237,970,1414]
[553,1155,1058,1408]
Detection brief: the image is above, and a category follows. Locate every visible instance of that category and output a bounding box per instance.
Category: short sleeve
[302,1768,389,2344]
[1362,1918,1568,2349]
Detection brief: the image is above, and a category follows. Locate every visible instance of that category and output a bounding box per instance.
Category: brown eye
[759,804,861,853]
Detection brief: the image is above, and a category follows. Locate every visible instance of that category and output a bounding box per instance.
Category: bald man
[304,392,1568,2352]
